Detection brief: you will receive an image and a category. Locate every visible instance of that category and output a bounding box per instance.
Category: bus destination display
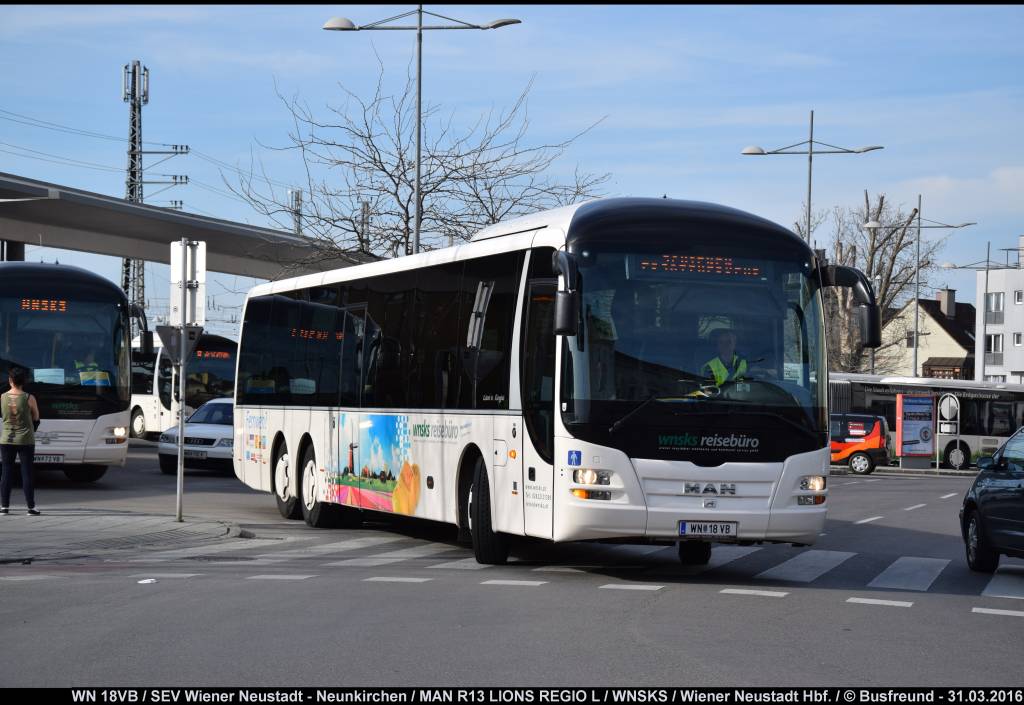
[21,298,67,313]
[632,254,764,279]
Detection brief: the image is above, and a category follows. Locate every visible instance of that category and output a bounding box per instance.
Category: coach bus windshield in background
[186,336,237,408]
[0,291,130,419]
[560,232,827,462]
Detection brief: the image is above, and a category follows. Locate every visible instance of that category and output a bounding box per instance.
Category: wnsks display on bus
[233,198,881,565]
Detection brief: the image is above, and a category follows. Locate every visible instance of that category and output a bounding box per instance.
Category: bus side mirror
[552,250,580,337]
[821,265,882,349]
[141,331,154,356]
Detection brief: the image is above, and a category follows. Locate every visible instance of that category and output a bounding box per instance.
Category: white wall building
[976,235,1024,383]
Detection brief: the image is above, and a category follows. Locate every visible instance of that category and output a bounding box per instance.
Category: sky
[2,4,1023,338]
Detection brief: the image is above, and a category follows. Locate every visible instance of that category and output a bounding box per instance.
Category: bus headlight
[571,489,612,501]
[797,495,827,506]
[800,476,826,491]
[573,469,610,485]
[112,426,127,439]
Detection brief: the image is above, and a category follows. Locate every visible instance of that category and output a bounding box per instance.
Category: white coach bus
[233,198,880,564]
[0,262,132,482]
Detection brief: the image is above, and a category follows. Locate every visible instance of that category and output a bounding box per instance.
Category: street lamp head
[484,18,521,29]
[863,219,882,232]
[941,262,958,269]
[323,17,358,31]
[853,145,885,153]
[741,146,766,155]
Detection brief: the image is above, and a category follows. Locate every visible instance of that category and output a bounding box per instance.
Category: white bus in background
[0,262,132,482]
[830,372,1024,469]
[130,334,237,438]
[233,197,880,564]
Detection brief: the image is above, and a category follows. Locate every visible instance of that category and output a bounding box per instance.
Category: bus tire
[848,452,875,475]
[469,457,509,565]
[130,408,146,439]
[299,444,342,528]
[273,445,302,520]
[678,540,712,565]
[64,465,107,483]
[944,442,970,470]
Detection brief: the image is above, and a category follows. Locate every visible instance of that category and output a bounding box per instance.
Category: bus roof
[0,261,127,302]
[248,197,803,298]
[830,372,1024,393]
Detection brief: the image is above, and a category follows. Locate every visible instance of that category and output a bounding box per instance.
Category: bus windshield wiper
[719,407,820,441]
[608,379,706,434]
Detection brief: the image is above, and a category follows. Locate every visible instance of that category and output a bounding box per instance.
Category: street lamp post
[865,201,974,377]
[324,7,521,255]
[943,244,996,380]
[742,110,883,243]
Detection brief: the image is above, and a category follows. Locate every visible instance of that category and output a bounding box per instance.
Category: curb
[830,466,976,478]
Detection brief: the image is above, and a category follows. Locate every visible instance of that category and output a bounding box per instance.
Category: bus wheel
[469,457,509,565]
[64,466,107,483]
[848,452,875,475]
[273,448,302,520]
[130,409,146,439]
[299,445,345,528]
[944,442,970,470]
[678,541,712,566]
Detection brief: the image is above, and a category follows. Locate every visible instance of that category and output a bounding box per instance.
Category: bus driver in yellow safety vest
[701,328,748,386]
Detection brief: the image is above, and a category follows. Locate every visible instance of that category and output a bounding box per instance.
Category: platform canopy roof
[0,171,375,279]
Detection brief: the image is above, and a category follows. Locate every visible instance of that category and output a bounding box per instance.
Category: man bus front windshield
[560,238,827,463]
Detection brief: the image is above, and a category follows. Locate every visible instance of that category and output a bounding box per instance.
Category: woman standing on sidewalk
[0,366,40,515]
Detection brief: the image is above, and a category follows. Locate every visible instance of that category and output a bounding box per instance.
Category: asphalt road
[2,444,1022,687]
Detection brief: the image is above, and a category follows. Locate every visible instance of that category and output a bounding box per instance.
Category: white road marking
[533,565,601,573]
[0,575,64,581]
[941,493,958,499]
[847,597,913,608]
[720,588,788,598]
[855,516,883,524]
[481,579,546,586]
[130,537,313,562]
[249,535,404,564]
[903,504,927,511]
[675,545,763,575]
[755,550,855,583]
[245,574,317,580]
[363,577,432,583]
[599,584,664,591]
[868,557,949,592]
[864,479,882,483]
[972,607,1024,618]
[428,557,494,570]
[842,481,861,485]
[981,567,1024,600]
[128,573,202,579]
[324,542,457,567]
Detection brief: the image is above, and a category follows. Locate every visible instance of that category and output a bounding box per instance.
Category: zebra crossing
[61,528,1024,602]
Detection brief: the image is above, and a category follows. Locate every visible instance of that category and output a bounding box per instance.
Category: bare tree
[820,190,948,373]
[228,62,609,263]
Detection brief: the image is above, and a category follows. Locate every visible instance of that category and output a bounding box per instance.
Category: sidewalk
[0,507,241,563]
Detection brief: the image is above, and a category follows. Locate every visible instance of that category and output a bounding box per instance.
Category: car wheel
[469,457,509,564]
[944,443,970,470]
[273,447,302,520]
[159,454,176,475]
[64,466,107,483]
[130,409,146,439]
[965,511,1000,573]
[678,541,712,566]
[849,452,875,475]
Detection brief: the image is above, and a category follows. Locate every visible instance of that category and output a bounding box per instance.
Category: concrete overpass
[0,171,375,279]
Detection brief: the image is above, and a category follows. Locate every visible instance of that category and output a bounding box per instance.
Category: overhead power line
[0,107,177,147]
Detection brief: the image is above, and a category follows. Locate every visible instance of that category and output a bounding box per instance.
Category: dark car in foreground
[960,428,1024,572]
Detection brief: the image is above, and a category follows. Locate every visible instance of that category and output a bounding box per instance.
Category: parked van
[830,413,890,474]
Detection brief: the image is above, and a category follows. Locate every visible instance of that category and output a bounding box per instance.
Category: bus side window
[410,262,465,409]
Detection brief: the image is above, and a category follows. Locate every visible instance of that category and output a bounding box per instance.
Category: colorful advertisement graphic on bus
[329,413,421,516]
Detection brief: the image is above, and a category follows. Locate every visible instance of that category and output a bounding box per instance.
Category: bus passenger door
[332,307,364,509]
[521,280,557,538]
